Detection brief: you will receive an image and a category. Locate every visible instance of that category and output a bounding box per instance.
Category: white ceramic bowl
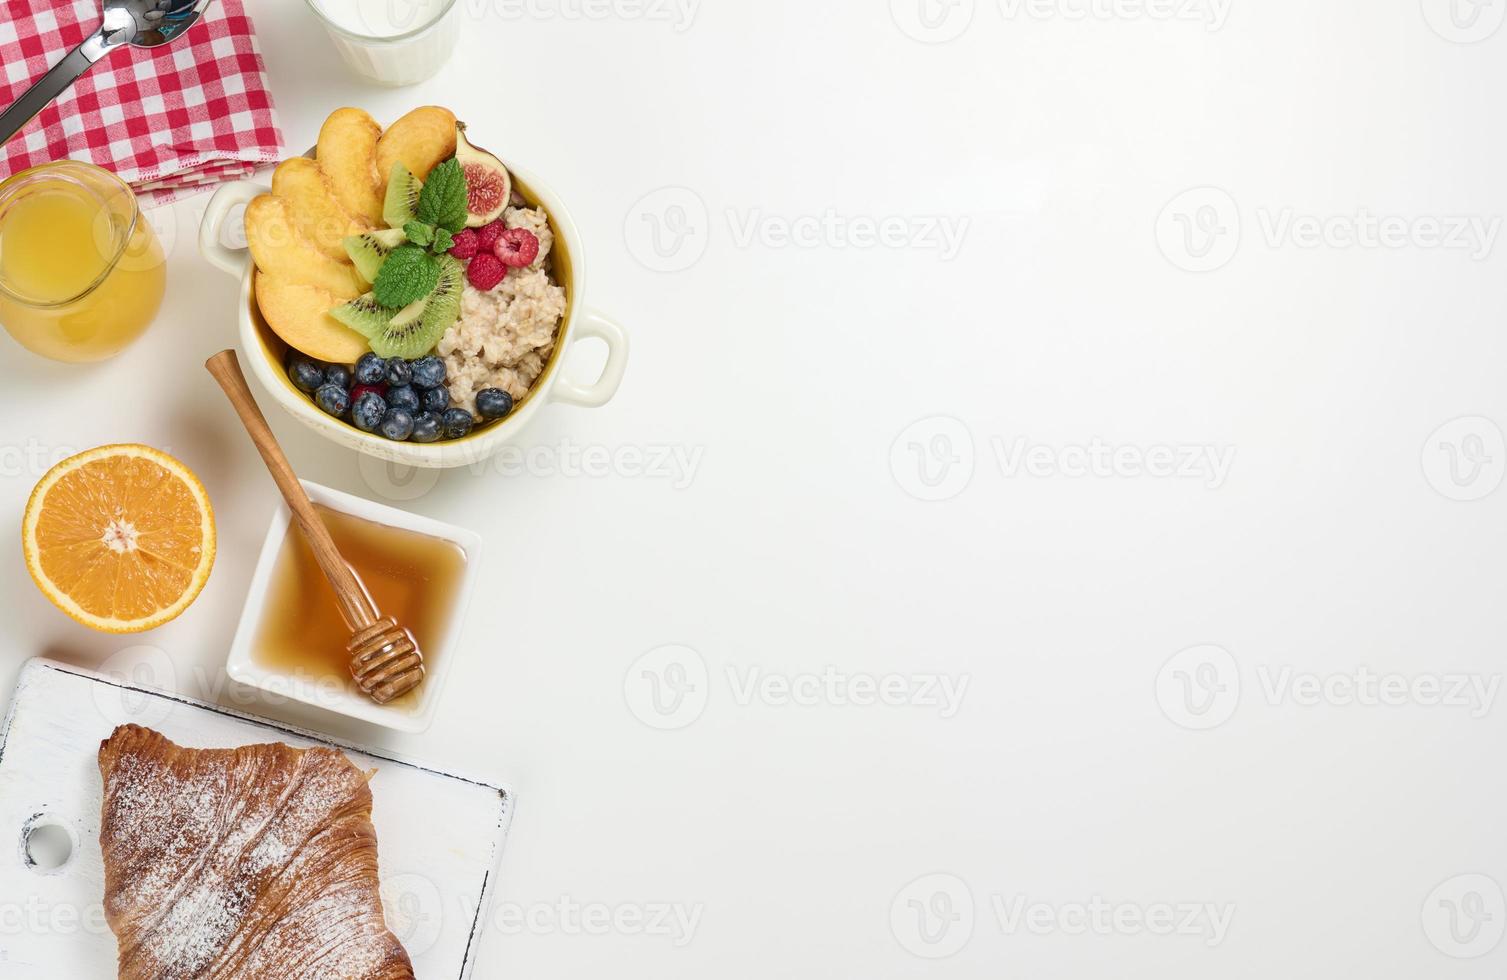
[225,481,483,733]
[198,162,628,468]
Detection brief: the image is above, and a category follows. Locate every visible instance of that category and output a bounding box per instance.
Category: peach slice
[318,108,385,225]
[254,271,372,364]
[375,106,457,188]
[270,158,372,264]
[245,195,366,299]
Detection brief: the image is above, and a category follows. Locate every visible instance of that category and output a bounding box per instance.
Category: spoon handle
[0,27,118,148]
[204,349,379,632]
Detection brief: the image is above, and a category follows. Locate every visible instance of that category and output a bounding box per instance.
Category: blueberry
[410,411,442,443]
[441,408,474,440]
[385,359,413,387]
[475,388,514,420]
[351,391,387,432]
[410,356,446,390]
[387,385,421,413]
[422,386,450,413]
[380,408,415,441]
[314,383,350,417]
[288,357,325,394]
[355,352,386,386]
[324,364,351,390]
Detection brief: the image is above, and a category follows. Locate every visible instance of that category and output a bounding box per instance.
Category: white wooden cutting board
[0,659,513,978]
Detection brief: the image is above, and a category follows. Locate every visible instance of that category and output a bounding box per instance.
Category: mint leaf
[405,221,434,248]
[372,245,438,308]
[431,228,455,254]
[417,158,468,233]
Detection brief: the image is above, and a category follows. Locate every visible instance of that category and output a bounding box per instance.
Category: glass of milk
[304,0,461,86]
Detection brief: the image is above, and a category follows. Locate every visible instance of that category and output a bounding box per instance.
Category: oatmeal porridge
[438,206,567,417]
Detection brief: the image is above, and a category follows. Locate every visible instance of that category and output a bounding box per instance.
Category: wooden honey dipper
[206,349,425,705]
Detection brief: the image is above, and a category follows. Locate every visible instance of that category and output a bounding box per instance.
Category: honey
[251,505,467,710]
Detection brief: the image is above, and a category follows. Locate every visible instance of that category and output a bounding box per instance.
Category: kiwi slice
[383,163,423,230]
[331,256,464,360]
[330,293,393,339]
[343,228,408,284]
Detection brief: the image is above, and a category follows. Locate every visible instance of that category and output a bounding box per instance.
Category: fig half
[456,122,513,228]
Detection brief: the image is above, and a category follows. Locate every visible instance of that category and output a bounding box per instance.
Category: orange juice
[0,162,165,362]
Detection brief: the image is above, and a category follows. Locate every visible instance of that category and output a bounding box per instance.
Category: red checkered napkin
[0,0,283,205]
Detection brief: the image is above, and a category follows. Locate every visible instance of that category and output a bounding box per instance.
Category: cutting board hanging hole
[21,816,75,874]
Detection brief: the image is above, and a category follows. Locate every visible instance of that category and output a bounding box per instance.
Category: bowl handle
[551,308,630,408]
[198,181,262,279]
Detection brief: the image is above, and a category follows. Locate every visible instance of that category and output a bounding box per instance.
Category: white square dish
[225,481,483,733]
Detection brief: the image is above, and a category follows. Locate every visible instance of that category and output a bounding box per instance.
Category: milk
[307,0,460,85]
[310,0,452,37]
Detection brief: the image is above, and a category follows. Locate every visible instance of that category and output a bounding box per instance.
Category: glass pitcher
[0,161,166,362]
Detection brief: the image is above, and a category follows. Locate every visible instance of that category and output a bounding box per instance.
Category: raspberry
[349,384,386,403]
[466,253,506,291]
[448,228,479,260]
[494,228,539,268]
[476,220,507,252]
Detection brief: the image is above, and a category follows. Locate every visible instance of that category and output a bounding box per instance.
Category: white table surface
[4,1,1507,977]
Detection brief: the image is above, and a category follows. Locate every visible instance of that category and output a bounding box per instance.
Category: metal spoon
[0,0,216,148]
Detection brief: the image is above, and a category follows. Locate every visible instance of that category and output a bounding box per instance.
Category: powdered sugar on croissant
[97,725,414,980]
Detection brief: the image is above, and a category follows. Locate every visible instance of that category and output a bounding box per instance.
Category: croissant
[97,724,415,979]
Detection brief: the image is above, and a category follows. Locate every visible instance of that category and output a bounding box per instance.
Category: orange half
[22,445,216,633]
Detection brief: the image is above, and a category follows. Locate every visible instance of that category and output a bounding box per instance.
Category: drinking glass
[304,0,461,86]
